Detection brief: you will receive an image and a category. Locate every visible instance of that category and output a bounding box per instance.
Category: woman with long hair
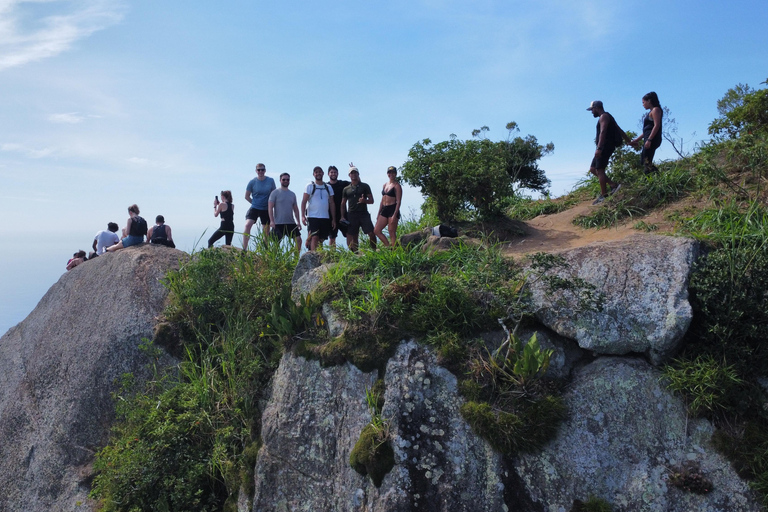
[106,204,146,253]
[208,190,235,247]
[631,91,663,173]
[373,166,402,247]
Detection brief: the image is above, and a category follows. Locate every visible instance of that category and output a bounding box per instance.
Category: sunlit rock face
[529,234,699,365]
[0,244,182,512]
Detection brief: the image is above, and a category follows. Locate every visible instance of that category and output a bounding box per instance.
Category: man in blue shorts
[243,163,276,249]
[587,100,631,204]
[301,166,336,251]
[268,173,302,250]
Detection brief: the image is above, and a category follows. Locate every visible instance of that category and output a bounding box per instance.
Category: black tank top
[643,110,662,144]
[221,202,234,224]
[151,224,168,242]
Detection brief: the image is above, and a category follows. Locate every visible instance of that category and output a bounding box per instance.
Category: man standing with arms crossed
[301,166,336,251]
[340,165,376,252]
[587,100,632,204]
[268,173,302,250]
[243,163,276,250]
[327,165,350,248]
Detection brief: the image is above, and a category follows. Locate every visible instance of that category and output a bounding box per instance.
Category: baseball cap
[587,100,603,111]
[349,166,359,174]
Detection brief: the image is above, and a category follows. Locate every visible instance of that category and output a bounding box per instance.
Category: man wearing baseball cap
[340,165,376,252]
[587,100,632,204]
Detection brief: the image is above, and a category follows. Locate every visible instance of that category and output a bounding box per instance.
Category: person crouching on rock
[148,215,176,248]
[106,204,147,253]
[66,250,87,271]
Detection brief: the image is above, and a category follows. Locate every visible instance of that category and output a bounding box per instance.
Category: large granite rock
[250,341,505,511]
[529,234,699,365]
[0,244,183,511]
[513,357,761,511]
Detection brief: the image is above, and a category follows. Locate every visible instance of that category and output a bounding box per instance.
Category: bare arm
[301,193,309,225]
[92,238,98,252]
[292,198,301,226]
[147,226,154,240]
[268,201,276,227]
[394,183,402,216]
[341,195,348,220]
[328,193,336,228]
[646,107,663,148]
[166,226,173,242]
[245,190,252,204]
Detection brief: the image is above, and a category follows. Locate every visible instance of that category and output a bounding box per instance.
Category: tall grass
[91,243,297,512]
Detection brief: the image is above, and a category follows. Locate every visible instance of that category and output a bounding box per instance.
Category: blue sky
[1,0,767,334]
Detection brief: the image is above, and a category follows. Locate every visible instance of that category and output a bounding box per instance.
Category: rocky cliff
[0,245,183,511]
[0,237,762,511]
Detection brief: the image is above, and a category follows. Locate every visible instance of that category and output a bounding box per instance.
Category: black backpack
[130,216,148,237]
[311,182,330,196]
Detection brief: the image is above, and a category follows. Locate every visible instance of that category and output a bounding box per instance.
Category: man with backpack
[301,166,336,251]
[148,215,176,248]
[587,100,632,204]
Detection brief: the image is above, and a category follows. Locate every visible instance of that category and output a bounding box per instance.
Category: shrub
[402,122,553,221]
[709,80,768,140]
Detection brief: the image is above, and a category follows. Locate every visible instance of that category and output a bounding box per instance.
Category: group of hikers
[210,162,402,252]
[587,91,664,204]
[65,205,175,271]
[66,92,662,269]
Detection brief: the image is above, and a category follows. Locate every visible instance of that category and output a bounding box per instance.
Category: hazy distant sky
[1,0,767,334]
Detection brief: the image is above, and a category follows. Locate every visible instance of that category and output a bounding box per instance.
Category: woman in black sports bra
[374,166,402,247]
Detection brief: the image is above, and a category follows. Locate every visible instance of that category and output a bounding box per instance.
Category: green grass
[91,244,298,512]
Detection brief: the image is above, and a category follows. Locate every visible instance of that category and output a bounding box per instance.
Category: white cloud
[48,112,83,123]
[0,0,125,71]
[1,141,55,158]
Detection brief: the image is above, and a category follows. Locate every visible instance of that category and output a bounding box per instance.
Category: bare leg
[373,214,390,246]
[387,217,398,247]
[242,219,255,250]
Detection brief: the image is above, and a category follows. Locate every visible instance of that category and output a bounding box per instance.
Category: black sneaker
[609,183,622,195]
[592,195,605,205]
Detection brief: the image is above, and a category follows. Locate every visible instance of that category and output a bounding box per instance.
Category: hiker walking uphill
[587,100,632,205]
[106,204,147,253]
[301,166,336,252]
[630,91,664,174]
[243,163,276,250]
[268,173,302,249]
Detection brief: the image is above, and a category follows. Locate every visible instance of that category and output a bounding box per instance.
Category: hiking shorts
[590,146,615,170]
[246,207,269,224]
[379,204,401,220]
[347,211,374,235]
[307,217,331,240]
[273,223,300,241]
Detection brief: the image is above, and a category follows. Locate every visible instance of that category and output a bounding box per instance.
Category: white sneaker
[592,195,605,205]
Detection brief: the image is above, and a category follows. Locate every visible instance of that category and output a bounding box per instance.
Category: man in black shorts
[340,166,376,252]
[587,101,631,204]
[327,165,350,248]
[301,166,336,251]
[268,173,302,250]
[243,163,276,249]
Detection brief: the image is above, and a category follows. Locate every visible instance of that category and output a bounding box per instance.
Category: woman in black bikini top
[374,166,402,247]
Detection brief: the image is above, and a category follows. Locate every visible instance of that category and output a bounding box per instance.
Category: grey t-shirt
[268,188,298,225]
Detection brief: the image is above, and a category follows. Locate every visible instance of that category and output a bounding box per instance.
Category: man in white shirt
[301,166,336,251]
[92,222,120,256]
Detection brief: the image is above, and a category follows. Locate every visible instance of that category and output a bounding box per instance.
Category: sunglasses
[257,168,266,172]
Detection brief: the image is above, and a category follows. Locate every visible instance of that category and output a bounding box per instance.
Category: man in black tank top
[148,215,176,248]
[586,100,631,204]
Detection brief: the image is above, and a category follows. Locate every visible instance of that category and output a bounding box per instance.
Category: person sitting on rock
[148,215,176,248]
[66,250,87,271]
[106,204,147,253]
[91,222,120,258]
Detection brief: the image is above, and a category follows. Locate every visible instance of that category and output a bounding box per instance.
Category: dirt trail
[501,200,646,256]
